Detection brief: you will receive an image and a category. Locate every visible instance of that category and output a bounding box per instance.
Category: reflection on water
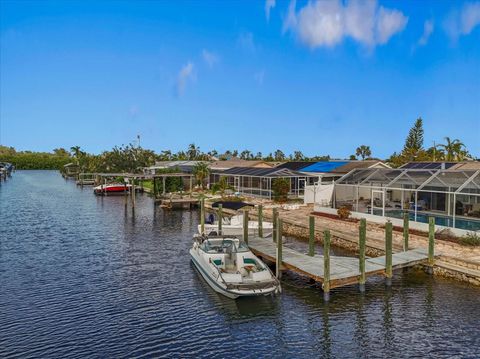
[1,171,480,358]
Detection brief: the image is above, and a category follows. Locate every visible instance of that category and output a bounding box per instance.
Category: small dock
[156,197,199,209]
[248,237,429,289]
[76,173,96,186]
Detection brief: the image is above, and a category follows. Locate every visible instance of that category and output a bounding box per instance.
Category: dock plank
[249,237,429,289]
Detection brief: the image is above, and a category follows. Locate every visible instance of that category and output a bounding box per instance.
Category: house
[323,162,480,233]
[209,158,273,171]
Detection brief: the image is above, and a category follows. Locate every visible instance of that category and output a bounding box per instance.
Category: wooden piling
[272,208,278,243]
[243,209,249,245]
[153,177,158,198]
[428,217,435,274]
[258,205,263,238]
[131,182,136,209]
[403,212,409,251]
[359,218,366,292]
[189,176,193,197]
[308,215,315,257]
[385,221,393,286]
[200,197,205,234]
[217,204,223,235]
[276,218,283,279]
[323,229,331,301]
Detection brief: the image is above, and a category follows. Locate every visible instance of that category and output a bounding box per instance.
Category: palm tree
[437,137,467,161]
[187,143,200,160]
[159,150,172,161]
[192,162,210,189]
[355,145,371,160]
[274,149,286,161]
[240,150,252,160]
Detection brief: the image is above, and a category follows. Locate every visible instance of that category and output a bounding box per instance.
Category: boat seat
[243,257,256,265]
[211,258,223,267]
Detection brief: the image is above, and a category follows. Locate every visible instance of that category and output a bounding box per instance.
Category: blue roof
[300,161,349,173]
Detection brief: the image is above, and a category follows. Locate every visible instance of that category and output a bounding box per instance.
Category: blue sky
[1,0,479,158]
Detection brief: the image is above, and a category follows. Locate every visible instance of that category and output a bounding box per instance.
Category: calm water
[1,171,480,358]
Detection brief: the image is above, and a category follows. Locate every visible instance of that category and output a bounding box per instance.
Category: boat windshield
[201,238,250,253]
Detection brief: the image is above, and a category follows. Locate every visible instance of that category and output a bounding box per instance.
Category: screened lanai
[210,167,315,199]
[332,168,480,231]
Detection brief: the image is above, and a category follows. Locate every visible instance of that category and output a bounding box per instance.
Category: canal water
[1,171,480,358]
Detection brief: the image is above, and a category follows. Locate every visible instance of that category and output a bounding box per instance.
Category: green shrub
[337,206,351,220]
[272,178,290,203]
[459,232,480,246]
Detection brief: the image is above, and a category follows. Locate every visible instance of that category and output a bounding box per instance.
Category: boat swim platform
[248,237,429,289]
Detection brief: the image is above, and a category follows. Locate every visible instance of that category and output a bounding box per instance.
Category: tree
[70,146,85,164]
[349,154,357,160]
[437,137,468,161]
[53,148,70,157]
[192,161,210,189]
[254,152,263,160]
[292,151,305,161]
[355,145,371,160]
[272,178,290,202]
[158,150,172,161]
[402,117,424,161]
[211,176,231,197]
[207,149,218,159]
[274,149,286,161]
[187,143,200,160]
[240,150,253,160]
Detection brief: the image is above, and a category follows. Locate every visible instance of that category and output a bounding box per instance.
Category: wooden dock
[199,199,437,299]
[248,237,429,289]
[156,197,199,209]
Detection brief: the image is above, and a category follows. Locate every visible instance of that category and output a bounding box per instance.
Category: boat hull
[190,248,278,299]
[93,184,131,195]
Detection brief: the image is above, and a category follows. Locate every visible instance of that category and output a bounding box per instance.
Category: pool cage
[210,167,315,199]
[332,168,480,231]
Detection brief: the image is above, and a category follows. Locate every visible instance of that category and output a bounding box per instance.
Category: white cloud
[254,70,265,85]
[418,19,434,46]
[202,49,218,68]
[237,31,256,52]
[444,1,480,40]
[176,62,194,96]
[461,1,480,33]
[344,0,377,45]
[283,0,408,48]
[376,6,408,44]
[265,0,276,21]
[282,0,297,33]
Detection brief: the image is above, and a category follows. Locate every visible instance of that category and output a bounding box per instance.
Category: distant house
[144,161,207,174]
[209,158,273,171]
[399,161,480,171]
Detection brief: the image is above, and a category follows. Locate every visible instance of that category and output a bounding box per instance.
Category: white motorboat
[190,235,281,299]
[198,214,273,237]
